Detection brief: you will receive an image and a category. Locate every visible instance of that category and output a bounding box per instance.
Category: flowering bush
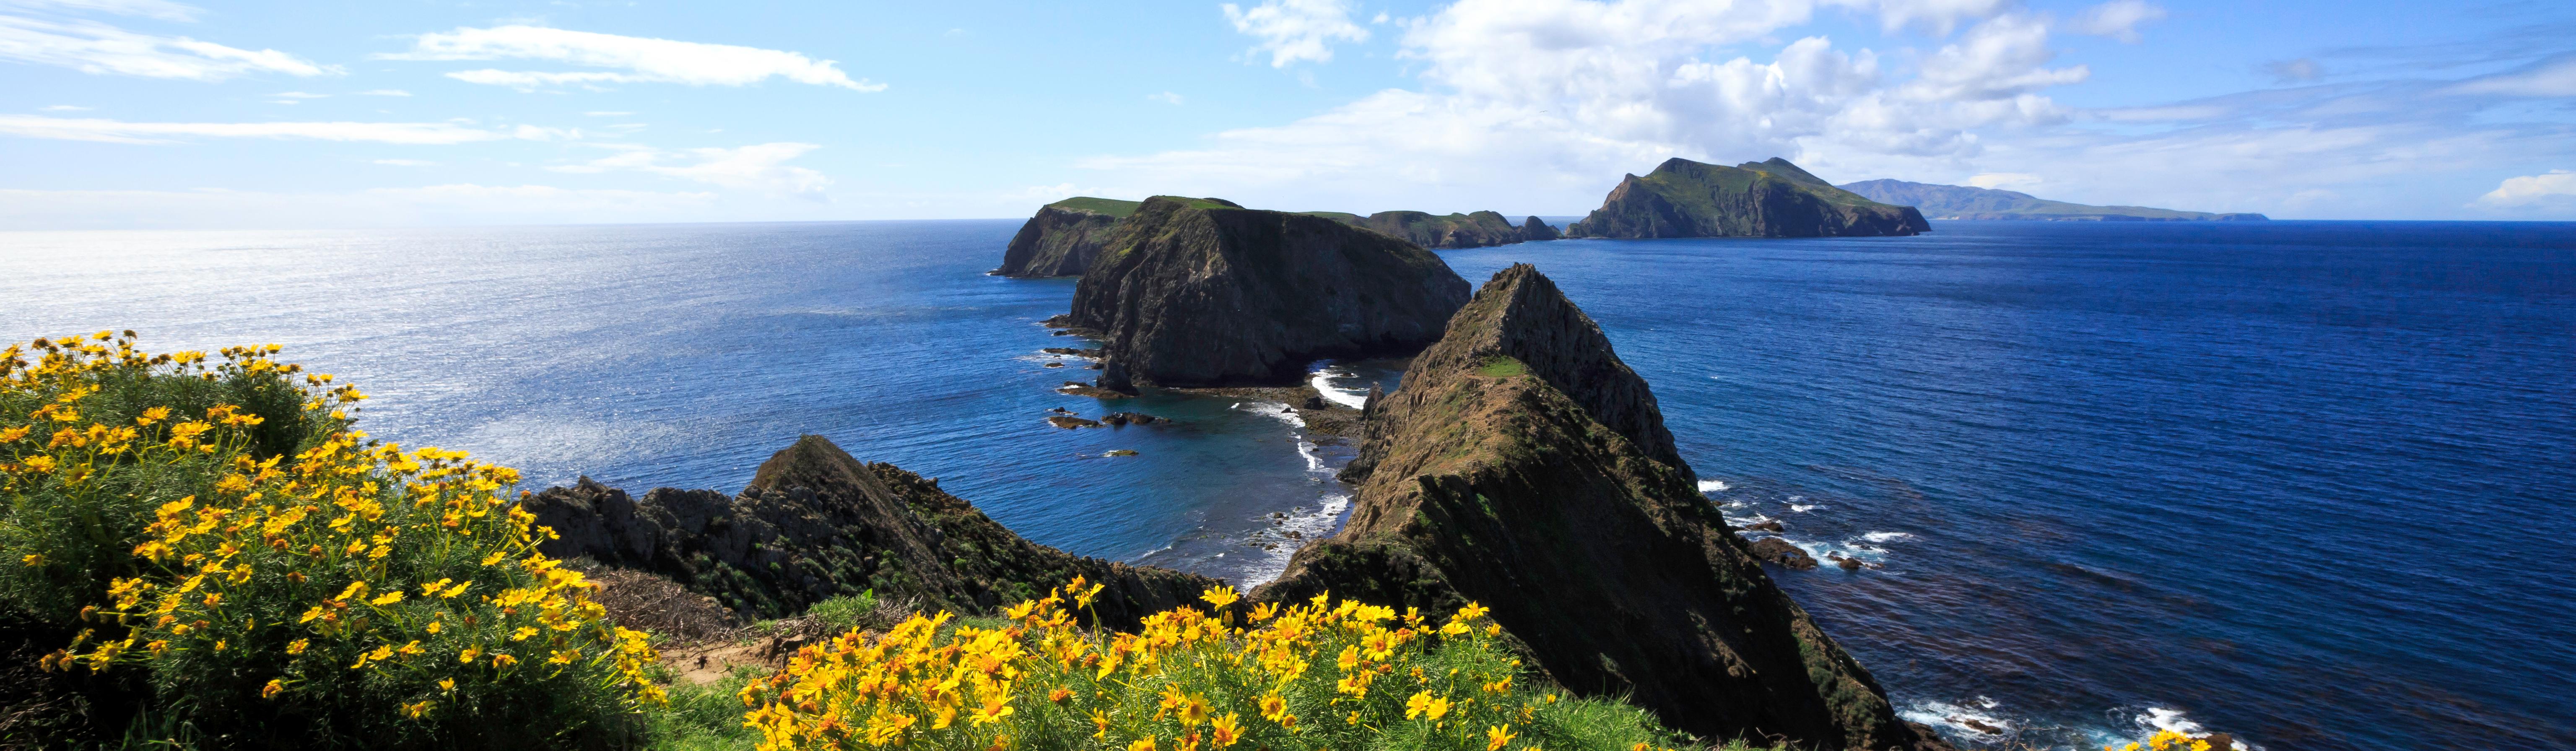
[1,332,660,747]
[736,582,1688,751]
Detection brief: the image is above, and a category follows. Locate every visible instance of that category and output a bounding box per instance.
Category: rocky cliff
[993,197,1143,278]
[1070,195,1471,390]
[1838,179,2271,221]
[1307,210,1530,249]
[523,434,1218,629]
[1257,265,1943,750]
[1566,157,1930,239]
[1519,216,1561,242]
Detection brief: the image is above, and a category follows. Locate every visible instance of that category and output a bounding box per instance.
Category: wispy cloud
[1148,91,1184,105]
[371,158,435,166]
[0,15,335,80]
[1222,0,1368,68]
[1,0,200,22]
[583,110,633,116]
[2067,0,2166,43]
[270,91,325,99]
[382,25,883,91]
[0,114,557,144]
[353,88,409,96]
[548,141,830,196]
[2443,54,2576,97]
[39,104,90,111]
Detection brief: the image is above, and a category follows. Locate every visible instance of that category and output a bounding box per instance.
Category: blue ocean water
[3,219,2571,751]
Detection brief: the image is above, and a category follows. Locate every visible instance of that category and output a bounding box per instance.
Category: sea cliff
[1068,195,1470,390]
[1567,157,1930,238]
[992,197,1142,278]
[1306,209,1548,249]
[1258,265,1945,750]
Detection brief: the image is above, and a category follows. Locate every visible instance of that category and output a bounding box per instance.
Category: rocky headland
[1067,195,1471,391]
[992,196,1144,278]
[1566,157,1931,239]
[1838,179,2270,221]
[1304,209,1558,249]
[1255,264,1945,750]
[523,434,1218,629]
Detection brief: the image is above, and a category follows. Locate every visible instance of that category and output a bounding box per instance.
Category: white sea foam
[1897,697,2015,740]
[1308,366,1370,408]
[1234,401,1305,428]
[1862,531,1914,543]
[1237,491,1353,587]
[1697,479,1729,493]
[1789,504,1824,513]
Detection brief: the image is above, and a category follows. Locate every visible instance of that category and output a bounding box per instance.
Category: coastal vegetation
[1565,158,1929,239]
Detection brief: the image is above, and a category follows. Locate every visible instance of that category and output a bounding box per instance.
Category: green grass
[1475,356,1529,378]
[1045,196,1144,218]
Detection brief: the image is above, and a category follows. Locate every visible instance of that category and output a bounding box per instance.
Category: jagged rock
[1519,216,1561,241]
[1046,416,1104,429]
[1042,347,1103,357]
[1098,412,1165,426]
[524,435,1218,627]
[1566,157,1930,239]
[1743,520,1784,533]
[1746,537,1819,570]
[1301,395,1327,410]
[1040,314,1076,329]
[1058,381,1130,399]
[1043,362,1064,368]
[1102,450,1139,457]
[1258,264,1941,750]
[1306,210,1528,249]
[993,198,1140,277]
[1070,196,1470,390]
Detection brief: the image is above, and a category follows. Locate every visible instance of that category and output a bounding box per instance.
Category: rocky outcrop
[523,435,1218,628]
[1519,216,1561,242]
[1257,264,1942,750]
[1070,196,1471,391]
[1566,157,1930,239]
[993,197,1143,278]
[1309,210,1529,249]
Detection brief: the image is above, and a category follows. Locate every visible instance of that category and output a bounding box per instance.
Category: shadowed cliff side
[1257,265,1945,751]
[1519,216,1561,242]
[1567,157,1930,239]
[1070,195,1471,391]
[1305,210,1531,249]
[523,435,1218,629]
[993,197,1144,277]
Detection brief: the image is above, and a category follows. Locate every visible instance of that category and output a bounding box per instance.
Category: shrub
[1,332,661,748]
[735,582,1698,751]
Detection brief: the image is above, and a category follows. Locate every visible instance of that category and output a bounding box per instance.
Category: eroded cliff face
[1069,196,1471,390]
[1566,157,1931,239]
[1259,265,1943,751]
[524,435,1216,628]
[1518,216,1561,242]
[1350,210,1527,249]
[995,205,1125,278]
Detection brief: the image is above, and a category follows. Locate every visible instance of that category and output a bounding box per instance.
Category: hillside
[1566,157,1930,238]
[1840,179,2270,221]
[1302,209,1556,248]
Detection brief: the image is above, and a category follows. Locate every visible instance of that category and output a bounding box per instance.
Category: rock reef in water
[523,435,1217,628]
[1256,264,1945,750]
[992,197,1143,278]
[1069,195,1470,391]
[1837,179,2270,221]
[1566,157,1930,239]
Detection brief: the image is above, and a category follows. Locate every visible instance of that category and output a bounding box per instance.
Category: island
[1565,157,1931,238]
[1299,209,1560,249]
[1840,179,2270,221]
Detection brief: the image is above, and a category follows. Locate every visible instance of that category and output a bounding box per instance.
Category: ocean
[3,219,2569,751]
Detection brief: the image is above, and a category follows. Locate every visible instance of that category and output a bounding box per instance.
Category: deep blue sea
[4,220,2570,751]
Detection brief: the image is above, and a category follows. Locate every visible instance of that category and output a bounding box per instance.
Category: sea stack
[523,435,1218,628]
[1518,215,1561,242]
[1566,157,1930,238]
[1257,265,1943,750]
[1070,196,1470,391]
[993,197,1142,277]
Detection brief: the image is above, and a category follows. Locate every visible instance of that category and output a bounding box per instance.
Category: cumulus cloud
[2473,169,2576,208]
[548,142,831,196]
[1222,0,1369,67]
[384,25,883,91]
[0,15,335,80]
[0,114,555,144]
[2067,0,2164,43]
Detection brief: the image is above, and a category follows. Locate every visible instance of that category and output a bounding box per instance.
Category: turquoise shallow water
[4,219,2571,751]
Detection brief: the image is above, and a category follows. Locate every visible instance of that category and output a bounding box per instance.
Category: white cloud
[2263,57,2322,83]
[39,103,89,110]
[0,15,336,80]
[0,185,724,230]
[1149,91,1184,105]
[1877,0,2014,36]
[271,90,325,99]
[371,158,435,166]
[1,0,199,22]
[583,110,632,116]
[385,25,883,91]
[1222,0,1369,68]
[1966,172,2040,189]
[353,88,409,96]
[0,114,545,144]
[2473,169,2576,208]
[549,142,831,196]
[2067,0,2164,43]
[2444,56,2576,97]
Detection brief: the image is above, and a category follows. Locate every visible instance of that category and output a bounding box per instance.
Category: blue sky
[3,0,2572,229]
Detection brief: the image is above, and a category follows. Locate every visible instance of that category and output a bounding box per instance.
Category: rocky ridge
[1838,179,2270,221]
[1566,157,1930,239]
[1069,195,1471,390]
[993,197,1145,278]
[1306,210,1553,249]
[1257,264,1943,750]
[523,434,1218,629]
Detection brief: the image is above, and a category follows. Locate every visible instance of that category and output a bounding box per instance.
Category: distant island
[1841,179,2269,221]
[995,198,1555,278]
[1566,157,1929,239]
[1298,210,1560,248]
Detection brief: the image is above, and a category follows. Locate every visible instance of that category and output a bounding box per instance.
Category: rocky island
[992,196,1143,278]
[1067,195,1471,390]
[1566,157,1931,238]
[1257,264,1945,750]
[1839,178,2270,221]
[1301,209,1559,249]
